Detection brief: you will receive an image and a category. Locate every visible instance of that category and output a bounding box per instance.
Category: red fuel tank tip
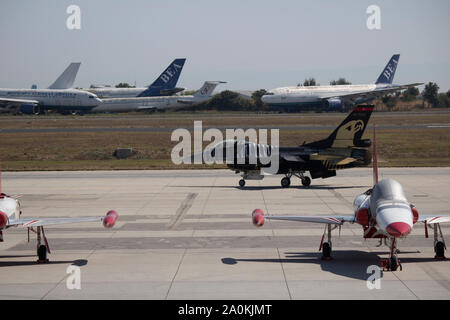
[103,210,118,228]
[252,209,265,227]
[0,211,8,229]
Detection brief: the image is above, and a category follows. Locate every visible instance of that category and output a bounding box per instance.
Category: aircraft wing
[322,83,423,104]
[0,97,39,107]
[7,210,118,228]
[8,217,103,227]
[265,215,355,225]
[279,151,309,162]
[417,215,450,225]
[281,151,358,166]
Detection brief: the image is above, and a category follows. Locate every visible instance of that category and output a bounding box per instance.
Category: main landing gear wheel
[435,241,446,259]
[37,245,48,263]
[301,176,311,187]
[432,224,446,259]
[320,224,333,260]
[34,226,50,263]
[322,242,332,260]
[281,177,291,188]
[390,256,399,271]
[381,256,402,271]
[239,179,246,187]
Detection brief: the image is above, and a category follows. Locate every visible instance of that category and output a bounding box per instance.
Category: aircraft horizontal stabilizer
[419,216,450,225]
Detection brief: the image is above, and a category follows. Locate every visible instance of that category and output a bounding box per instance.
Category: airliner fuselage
[0,88,101,108]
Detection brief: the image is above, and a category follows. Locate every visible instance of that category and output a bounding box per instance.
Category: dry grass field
[0,110,449,171]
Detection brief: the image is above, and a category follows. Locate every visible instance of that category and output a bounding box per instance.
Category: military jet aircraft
[0,170,118,263]
[201,105,374,188]
[251,126,449,271]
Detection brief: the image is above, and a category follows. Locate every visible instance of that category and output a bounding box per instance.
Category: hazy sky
[0,0,449,91]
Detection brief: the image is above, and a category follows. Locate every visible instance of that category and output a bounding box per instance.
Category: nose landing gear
[381,238,402,271]
[281,177,291,188]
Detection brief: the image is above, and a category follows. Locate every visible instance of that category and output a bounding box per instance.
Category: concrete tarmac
[0,168,449,300]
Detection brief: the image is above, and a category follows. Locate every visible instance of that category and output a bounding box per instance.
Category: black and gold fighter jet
[201,105,374,188]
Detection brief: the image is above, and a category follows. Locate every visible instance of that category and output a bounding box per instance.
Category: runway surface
[1,124,448,133]
[0,168,449,300]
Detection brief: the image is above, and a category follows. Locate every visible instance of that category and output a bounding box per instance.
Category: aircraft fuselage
[0,88,101,109]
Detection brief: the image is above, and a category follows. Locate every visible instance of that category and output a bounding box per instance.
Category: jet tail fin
[193,81,226,98]
[305,105,374,149]
[372,125,379,185]
[138,58,186,97]
[48,62,81,89]
[375,54,400,85]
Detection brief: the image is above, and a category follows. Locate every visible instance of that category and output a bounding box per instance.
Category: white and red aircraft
[252,126,449,271]
[0,170,118,263]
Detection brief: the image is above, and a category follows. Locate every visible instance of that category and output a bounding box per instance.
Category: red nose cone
[386,222,411,237]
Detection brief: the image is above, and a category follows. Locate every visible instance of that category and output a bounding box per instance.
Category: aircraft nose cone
[386,222,411,237]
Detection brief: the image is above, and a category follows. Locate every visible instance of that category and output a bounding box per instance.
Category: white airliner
[261,55,423,111]
[252,127,450,271]
[91,81,226,113]
[0,62,101,115]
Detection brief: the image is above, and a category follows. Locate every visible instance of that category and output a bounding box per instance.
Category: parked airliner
[0,88,101,115]
[87,58,186,98]
[0,62,101,115]
[91,81,226,113]
[261,55,422,111]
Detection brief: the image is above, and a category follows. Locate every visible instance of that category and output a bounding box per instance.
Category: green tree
[115,83,136,88]
[437,93,450,108]
[330,78,351,85]
[381,94,397,111]
[422,82,439,107]
[186,90,253,111]
[251,89,267,109]
[300,78,318,86]
[401,86,419,102]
